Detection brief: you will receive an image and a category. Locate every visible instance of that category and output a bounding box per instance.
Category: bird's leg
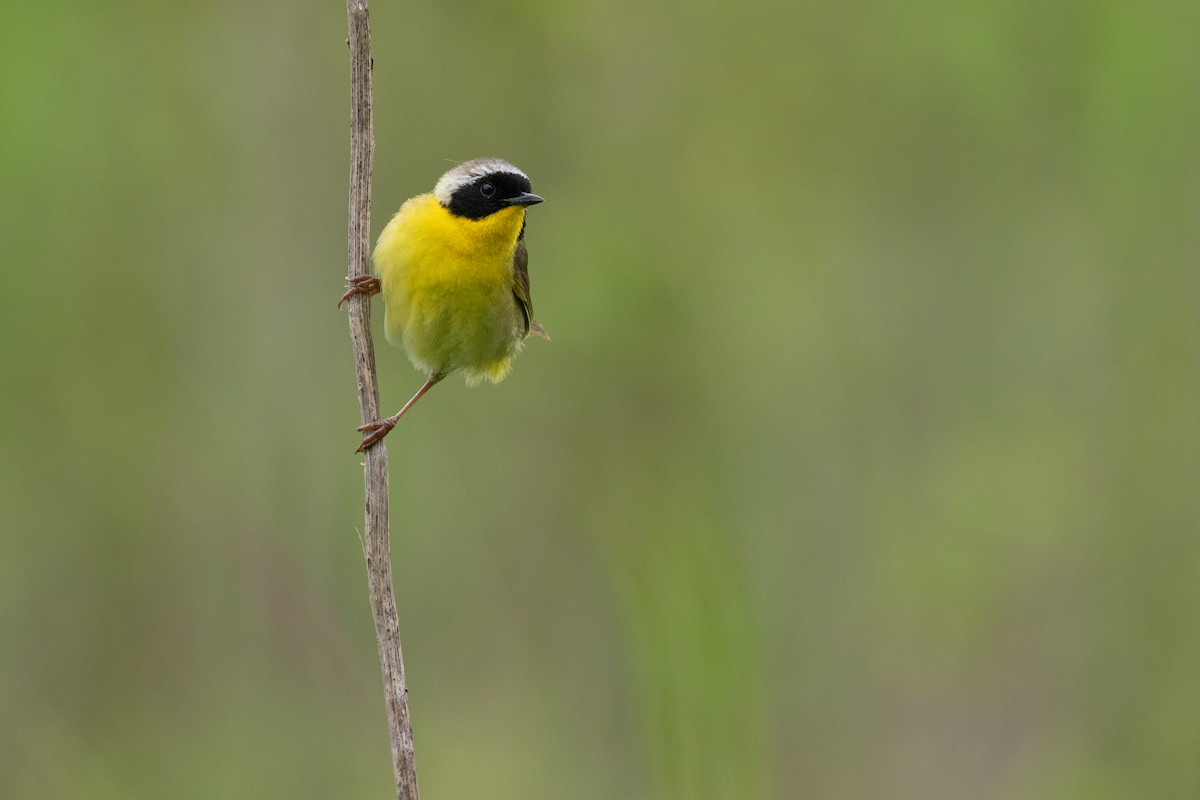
[356,373,445,453]
[338,275,382,307]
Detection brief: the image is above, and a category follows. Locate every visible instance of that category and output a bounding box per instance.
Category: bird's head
[434,158,543,219]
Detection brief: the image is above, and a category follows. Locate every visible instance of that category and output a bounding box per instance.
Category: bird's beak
[503,192,544,207]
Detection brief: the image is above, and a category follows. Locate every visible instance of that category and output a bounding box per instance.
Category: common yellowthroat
[341,158,547,452]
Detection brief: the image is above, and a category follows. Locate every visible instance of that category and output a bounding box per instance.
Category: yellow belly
[373,194,526,385]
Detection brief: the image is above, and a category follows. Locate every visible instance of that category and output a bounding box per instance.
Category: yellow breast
[372,194,527,384]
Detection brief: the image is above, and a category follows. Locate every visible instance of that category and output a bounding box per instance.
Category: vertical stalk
[344,3,420,798]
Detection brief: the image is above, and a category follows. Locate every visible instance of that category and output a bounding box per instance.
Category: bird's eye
[480,182,496,198]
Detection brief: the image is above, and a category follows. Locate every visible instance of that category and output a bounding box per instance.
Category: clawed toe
[339,275,382,307]
[355,417,396,452]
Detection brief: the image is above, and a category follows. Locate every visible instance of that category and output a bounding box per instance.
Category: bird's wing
[512,232,549,340]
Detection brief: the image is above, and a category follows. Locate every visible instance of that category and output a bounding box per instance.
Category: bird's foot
[338,275,381,307]
[355,416,397,453]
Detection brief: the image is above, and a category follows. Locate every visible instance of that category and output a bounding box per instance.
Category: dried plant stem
[344,2,420,798]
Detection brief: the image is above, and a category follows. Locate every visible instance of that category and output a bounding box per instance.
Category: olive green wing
[512,234,549,340]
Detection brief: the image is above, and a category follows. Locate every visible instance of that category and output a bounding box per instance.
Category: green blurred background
[3,1,1198,798]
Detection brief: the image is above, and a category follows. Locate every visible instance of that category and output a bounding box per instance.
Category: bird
[340,158,547,453]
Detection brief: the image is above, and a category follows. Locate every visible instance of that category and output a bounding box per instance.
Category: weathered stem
[344,2,420,798]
